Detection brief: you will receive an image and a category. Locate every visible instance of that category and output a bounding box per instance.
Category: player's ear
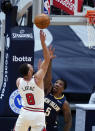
[28,70,31,76]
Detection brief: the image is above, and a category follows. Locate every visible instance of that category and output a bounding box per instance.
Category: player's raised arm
[44,45,56,95]
[34,30,50,87]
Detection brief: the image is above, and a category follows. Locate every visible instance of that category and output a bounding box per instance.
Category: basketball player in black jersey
[41,45,72,131]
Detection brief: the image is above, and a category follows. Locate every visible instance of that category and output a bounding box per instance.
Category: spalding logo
[9,89,23,114]
[20,29,25,34]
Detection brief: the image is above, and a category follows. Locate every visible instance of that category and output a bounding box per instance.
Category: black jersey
[44,93,66,126]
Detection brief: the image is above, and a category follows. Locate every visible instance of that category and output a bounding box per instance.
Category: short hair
[56,78,67,90]
[19,63,29,77]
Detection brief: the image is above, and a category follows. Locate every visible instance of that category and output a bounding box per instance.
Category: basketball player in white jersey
[14,30,50,131]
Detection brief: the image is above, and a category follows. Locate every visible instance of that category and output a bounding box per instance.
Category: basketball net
[85,10,95,49]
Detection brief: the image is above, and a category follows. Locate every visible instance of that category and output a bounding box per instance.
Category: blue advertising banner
[0,26,34,116]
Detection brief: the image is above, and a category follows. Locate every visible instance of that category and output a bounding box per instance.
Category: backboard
[32,0,95,25]
[32,0,95,49]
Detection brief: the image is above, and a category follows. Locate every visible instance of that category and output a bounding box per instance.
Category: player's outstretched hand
[49,45,56,60]
[40,30,46,43]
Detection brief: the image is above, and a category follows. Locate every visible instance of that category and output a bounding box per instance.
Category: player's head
[53,79,67,94]
[19,63,33,78]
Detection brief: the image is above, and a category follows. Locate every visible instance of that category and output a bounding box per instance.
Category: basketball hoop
[85,10,95,49]
[85,10,95,24]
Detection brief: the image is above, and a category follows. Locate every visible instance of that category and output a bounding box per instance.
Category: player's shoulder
[16,77,22,82]
[62,100,70,109]
[16,77,22,87]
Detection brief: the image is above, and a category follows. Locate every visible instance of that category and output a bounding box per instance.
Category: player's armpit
[34,69,46,88]
[35,60,49,84]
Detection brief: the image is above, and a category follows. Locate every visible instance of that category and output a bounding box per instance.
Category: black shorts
[46,125,58,131]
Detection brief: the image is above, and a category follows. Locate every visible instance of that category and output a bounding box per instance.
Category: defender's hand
[49,45,56,60]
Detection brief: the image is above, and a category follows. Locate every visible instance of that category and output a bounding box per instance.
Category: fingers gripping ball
[34,13,50,29]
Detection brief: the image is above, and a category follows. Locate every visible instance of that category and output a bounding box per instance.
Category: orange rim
[85,10,95,17]
[85,10,95,24]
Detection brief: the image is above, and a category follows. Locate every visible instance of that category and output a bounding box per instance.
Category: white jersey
[15,77,46,131]
[18,77,44,112]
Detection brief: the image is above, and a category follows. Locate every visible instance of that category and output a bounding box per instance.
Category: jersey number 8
[26,93,35,105]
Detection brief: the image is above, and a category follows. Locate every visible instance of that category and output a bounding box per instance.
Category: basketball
[34,13,50,29]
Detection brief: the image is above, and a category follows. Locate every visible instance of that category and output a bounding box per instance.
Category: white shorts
[14,108,46,131]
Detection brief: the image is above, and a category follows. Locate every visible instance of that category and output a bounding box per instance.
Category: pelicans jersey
[44,93,66,131]
[14,77,46,131]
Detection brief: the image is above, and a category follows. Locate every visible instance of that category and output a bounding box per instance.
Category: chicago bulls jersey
[18,77,44,111]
